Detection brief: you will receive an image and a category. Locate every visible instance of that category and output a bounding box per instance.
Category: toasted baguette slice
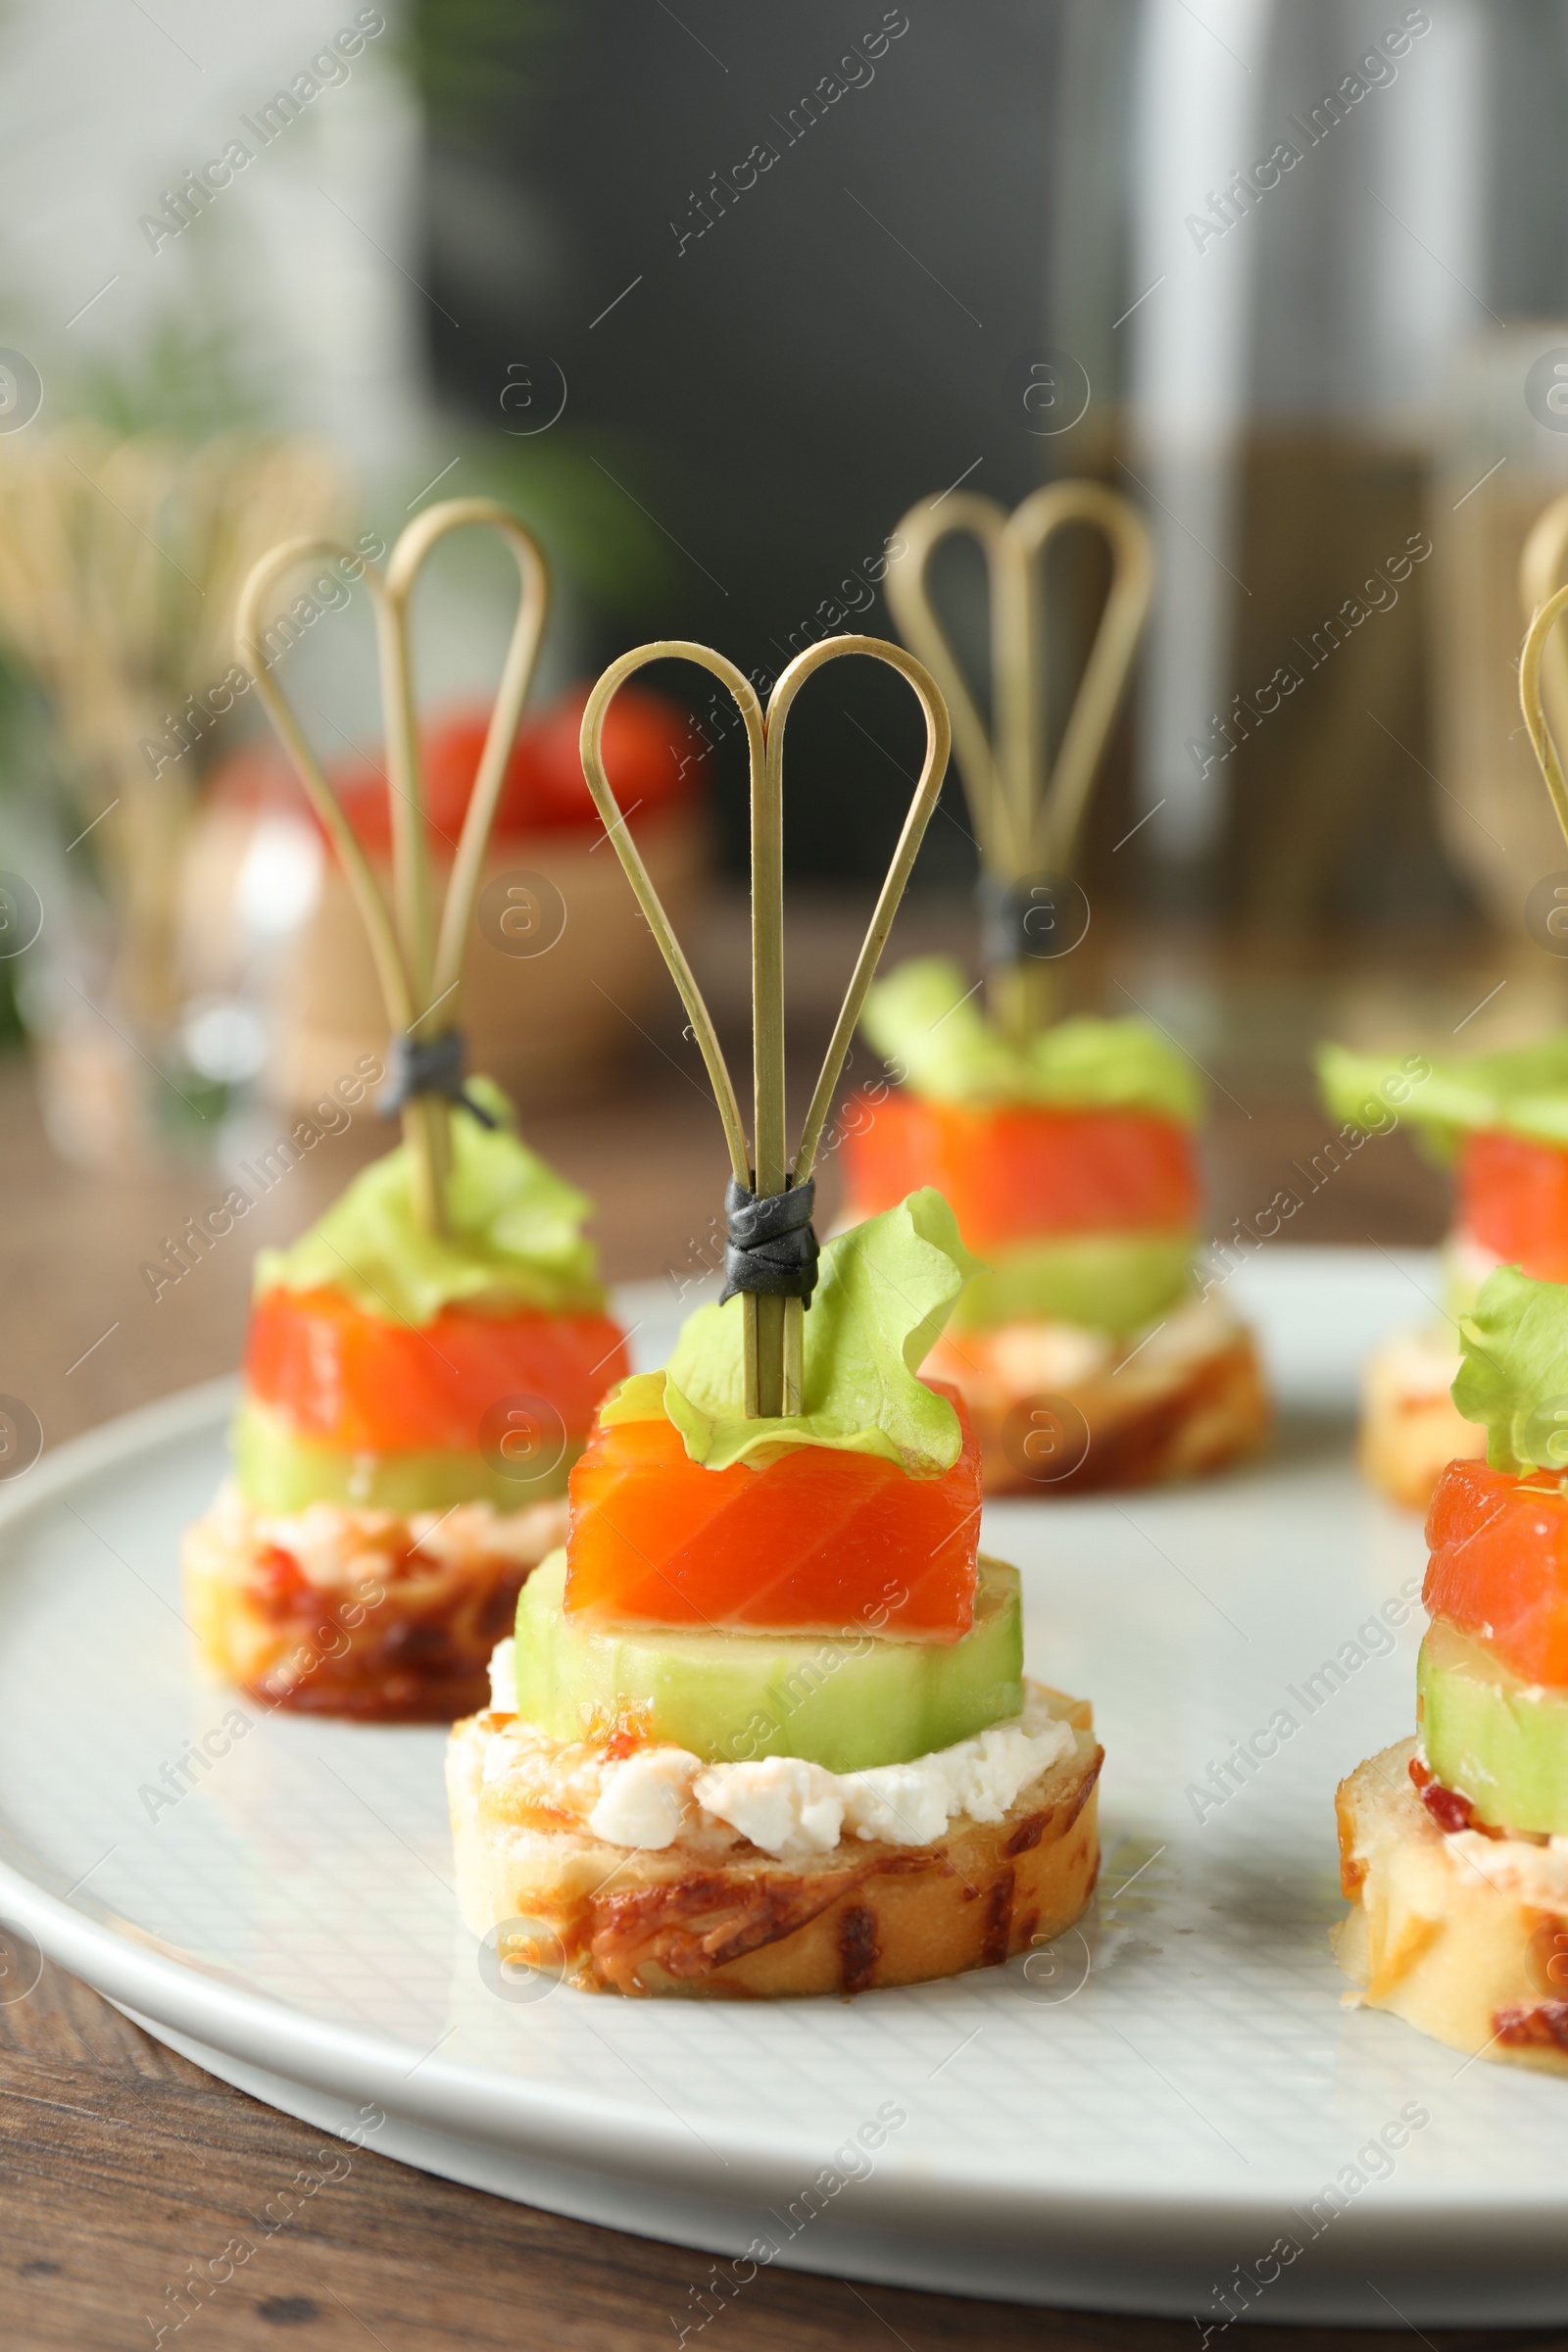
[447,1683,1102,1997]
[1335,1738,1568,2076]
[923,1309,1267,1495]
[1358,1328,1485,1510]
[183,1489,565,1722]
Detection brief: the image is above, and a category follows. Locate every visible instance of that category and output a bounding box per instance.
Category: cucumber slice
[514,1551,1024,1771]
[232,1398,577,1514]
[953,1230,1194,1333]
[1419,1615,1568,1835]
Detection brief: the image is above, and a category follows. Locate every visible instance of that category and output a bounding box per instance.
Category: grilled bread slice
[184,1490,566,1721]
[447,1684,1102,1998]
[1335,1738,1568,2076]
[923,1316,1267,1495]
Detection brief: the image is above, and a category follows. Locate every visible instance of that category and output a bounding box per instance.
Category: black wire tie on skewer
[376,1029,500,1128]
[719,1174,819,1306]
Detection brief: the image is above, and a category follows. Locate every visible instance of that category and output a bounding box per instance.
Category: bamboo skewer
[235,535,416,1026]
[885,494,1012,875]
[885,480,1153,1044]
[751,639,789,1419]
[579,643,761,1191]
[580,633,952,1417]
[235,499,551,1234]
[1520,579,1568,854]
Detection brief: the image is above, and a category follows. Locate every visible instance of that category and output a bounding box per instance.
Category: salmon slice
[564,1383,983,1640]
[842,1089,1199,1252]
[1425,1454,1568,1687]
[1459,1129,1568,1283]
[247,1285,630,1453]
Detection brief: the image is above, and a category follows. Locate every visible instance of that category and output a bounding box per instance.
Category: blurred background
[6,0,1568,1435]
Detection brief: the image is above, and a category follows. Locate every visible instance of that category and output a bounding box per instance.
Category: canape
[448,1192,1102,1995]
[841,957,1268,1493]
[183,499,629,1719]
[1315,1038,1568,1506]
[447,628,1102,1996]
[855,482,1265,1494]
[184,1083,628,1717]
[1335,1264,1568,2073]
[1322,574,1568,1510]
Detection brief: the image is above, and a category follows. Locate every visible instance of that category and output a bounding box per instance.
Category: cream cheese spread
[211,1486,567,1590]
[478,1646,1076,1861]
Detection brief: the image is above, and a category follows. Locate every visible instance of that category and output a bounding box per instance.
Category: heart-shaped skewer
[884,481,1152,1040]
[234,498,550,1232]
[580,633,951,1418]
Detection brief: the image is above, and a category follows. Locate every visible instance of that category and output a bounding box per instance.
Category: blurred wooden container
[178,794,709,1115]
[286,817,705,1109]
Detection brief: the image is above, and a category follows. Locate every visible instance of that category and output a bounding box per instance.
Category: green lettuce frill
[1317,1038,1568,1160]
[253,1075,606,1325]
[602,1189,980,1477]
[1453,1263,1568,1475]
[858,956,1203,1123]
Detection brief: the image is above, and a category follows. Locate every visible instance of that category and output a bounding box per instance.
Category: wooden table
[0,908,1556,2350]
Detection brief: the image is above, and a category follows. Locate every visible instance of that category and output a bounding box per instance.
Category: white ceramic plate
[5,1249,1568,2327]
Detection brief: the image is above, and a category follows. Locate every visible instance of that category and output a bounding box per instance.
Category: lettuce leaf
[602,1189,982,1475]
[1317,1038,1568,1161]
[860,956,1202,1123]
[253,1076,606,1325]
[1452,1264,1568,1473]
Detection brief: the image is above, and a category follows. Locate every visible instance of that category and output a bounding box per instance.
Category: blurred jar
[0,426,352,1167]
[177,681,710,1114]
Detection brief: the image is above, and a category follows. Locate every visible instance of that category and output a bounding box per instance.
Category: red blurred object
[841,1090,1200,1252]
[212,681,705,855]
[1458,1129,1568,1284]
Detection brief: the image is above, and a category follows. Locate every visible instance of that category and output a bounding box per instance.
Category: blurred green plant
[66,312,270,443]
[451,429,677,615]
[401,0,561,144]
